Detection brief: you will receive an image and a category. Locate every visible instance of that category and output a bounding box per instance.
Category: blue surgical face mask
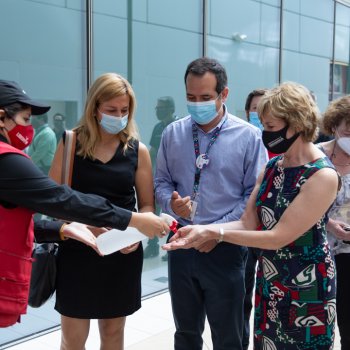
[249,111,263,130]
[187,97,221,125]
[100,113,128,134]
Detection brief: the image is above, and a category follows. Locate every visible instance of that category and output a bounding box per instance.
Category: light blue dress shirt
[154,106,268,226]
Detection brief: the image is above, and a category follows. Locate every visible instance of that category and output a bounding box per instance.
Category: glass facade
[0,0,349,346]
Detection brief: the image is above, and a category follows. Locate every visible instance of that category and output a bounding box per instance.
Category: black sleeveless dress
[55,139,143,319]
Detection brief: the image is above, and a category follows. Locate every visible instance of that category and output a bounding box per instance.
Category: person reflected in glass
[49,73,157,350]
[164,82,339,350]
[28,112,57,175]
[53,113,66,144]
[144,96,177,259]
[317,95,350,350]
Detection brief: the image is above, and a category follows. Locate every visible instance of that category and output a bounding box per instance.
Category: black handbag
[28,243,58,308]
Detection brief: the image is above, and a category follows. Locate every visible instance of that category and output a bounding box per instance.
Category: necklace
[330,141,350,166]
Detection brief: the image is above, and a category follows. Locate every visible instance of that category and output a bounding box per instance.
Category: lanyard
[192,117,226,198]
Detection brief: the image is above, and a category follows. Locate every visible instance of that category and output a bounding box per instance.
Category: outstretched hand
[62,222,99,252]
[162,225,214,251]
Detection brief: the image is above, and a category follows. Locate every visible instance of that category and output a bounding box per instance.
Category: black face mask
[262,125,300,154]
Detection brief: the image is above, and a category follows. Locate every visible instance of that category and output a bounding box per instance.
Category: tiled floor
[4,291,341,350]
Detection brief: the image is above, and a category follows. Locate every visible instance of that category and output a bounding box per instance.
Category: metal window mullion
[202,0,208,57]
[127,0,133,84]
[331,1,337,101]
[278,0,284,83]
[86,0,93,91]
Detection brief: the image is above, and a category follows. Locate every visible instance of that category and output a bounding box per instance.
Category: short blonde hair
[75,73,139,158]
[257,82,320,142]
[322,95,350,135]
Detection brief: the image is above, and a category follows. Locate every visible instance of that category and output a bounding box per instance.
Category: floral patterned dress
[254,156,337,350]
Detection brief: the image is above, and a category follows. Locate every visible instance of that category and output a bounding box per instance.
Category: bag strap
[61,130,76,186]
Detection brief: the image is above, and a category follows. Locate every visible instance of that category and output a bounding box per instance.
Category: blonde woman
[164,82,339,349]
[50,73,156,350]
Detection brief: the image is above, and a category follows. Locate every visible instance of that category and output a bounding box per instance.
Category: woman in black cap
[0,79,169,327]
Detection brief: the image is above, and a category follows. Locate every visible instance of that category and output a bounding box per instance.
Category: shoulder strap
[61,130,76,186]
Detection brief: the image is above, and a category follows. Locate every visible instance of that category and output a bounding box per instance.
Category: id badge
[188,200,198,222]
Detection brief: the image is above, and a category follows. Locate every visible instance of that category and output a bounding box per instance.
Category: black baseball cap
[0,79,50,115]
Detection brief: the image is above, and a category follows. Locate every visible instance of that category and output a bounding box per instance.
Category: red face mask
[7,124,34,150]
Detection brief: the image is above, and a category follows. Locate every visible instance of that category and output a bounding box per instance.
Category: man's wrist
[166,198,179,218]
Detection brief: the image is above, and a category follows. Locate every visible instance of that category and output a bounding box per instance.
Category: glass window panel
[148,0,202,32]
[93,13,128,75]
[335,3,350,62]
[92,0,202,297]
[284,0,300,13]
[330,3,350,101]
[283,11,300,51]
[336,2,350,26]
[261,4,280,48]
[209,0,279,119]
[330,63,350,100]
[133,0,148,21]
[133,1,202,294]
[208,36,279,119]
[300,16,333,57]
[93,0,127,17]
[335,24,350,62]
[297,54,331,111]
[211,0,260,44]
[300,0,333,22]
[282,3,334,110]
[262,0,280,6]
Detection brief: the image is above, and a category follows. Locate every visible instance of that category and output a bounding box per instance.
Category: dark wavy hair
[184,57,227,94]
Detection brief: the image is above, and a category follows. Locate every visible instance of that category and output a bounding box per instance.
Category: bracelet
[59,223,68,241]
[216,227,224,243]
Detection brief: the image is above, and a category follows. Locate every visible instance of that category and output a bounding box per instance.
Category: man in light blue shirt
[155,57,268,350]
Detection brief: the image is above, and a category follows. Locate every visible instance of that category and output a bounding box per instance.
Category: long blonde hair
[75,73,139,158]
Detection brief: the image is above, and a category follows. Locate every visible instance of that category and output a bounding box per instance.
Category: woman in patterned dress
[318,95,350,350]
[164,82,339,349]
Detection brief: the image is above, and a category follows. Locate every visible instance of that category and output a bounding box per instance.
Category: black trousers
[335,253,350,350]
[168,242,247,350]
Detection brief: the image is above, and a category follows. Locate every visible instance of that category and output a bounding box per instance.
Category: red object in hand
[170,220,178,233]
